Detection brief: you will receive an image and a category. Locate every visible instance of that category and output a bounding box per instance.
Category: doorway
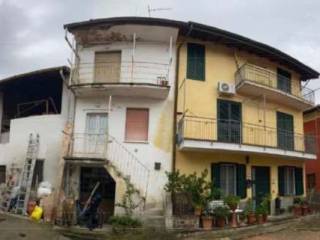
[80,167,116,221]
[252,166,270,208]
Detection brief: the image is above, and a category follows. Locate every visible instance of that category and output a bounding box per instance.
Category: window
[277,112,294,151]
[217,99,242,143]
[277,68,291,93]
[94,51,121,83]
[307,173,316,190]
[0,165,6,184]
[284,167,295,195]
[278,166,304,196]
[187,43,205,80]
[212,163,246,198]
[220,164,236,196]
[125,108,149,142]
[32,160,43,189]
[85,113,108,154]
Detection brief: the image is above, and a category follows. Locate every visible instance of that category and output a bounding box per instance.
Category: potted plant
[255,206,264,224]
[214,206,230,228]
[260,194,270,222]
[224,195,240,228]
[201,208,213,230]
[244,198,256,225]
[293,197,302,217]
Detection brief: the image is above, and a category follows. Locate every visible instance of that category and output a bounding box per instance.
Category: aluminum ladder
[15,134,40,214]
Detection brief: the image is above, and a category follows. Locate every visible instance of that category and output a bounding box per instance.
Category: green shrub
[213,206,230,219]
[109,215,142,228]
[223,195,240,210]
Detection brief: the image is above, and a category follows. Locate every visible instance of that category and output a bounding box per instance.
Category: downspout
[172,23,193,172]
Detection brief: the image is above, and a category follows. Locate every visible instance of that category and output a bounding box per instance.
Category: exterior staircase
[70,132,150,206]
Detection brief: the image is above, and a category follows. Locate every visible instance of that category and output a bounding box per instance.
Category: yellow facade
[175,38,308,212]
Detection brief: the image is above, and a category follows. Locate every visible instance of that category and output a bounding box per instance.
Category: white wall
[0,80,73,189]
[72,24,178,210]
[0,115,66,188]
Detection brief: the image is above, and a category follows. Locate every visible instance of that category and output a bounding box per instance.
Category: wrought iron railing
[177,116,316,154]
[235,64,315,104]
[70,133,150,198]
[70,61,170,86]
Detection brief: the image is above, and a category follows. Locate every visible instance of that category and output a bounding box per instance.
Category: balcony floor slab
[179,139,316,160]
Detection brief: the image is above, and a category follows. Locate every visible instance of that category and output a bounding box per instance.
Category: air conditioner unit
[218,82,235,95]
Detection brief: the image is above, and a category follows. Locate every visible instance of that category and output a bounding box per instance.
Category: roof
[304,105,320,115]
[64,17,319,80]
[0,66,70,86]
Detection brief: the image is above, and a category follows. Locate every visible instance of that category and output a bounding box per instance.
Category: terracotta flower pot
[216,217,225,228]
[262,214,268,223]
[301,205,308,216]
[201,216,213,230]
[194,207,202,216]
[293,205,302,217]
[247,213,256,225]
[256,214,263,224]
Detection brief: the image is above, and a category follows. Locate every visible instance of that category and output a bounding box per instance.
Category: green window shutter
[295,167,304,196]
[187,43,205,80]
[236,164,246,199]
[211,163,220,188]
[278,166,285,196]
[277,112,294,151]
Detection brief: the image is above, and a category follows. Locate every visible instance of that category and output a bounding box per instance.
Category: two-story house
[63,17,179,221]
[174,22,319,213]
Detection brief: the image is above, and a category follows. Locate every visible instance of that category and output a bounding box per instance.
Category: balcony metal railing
[235,64,315,104]
[70,61,170,86]
[70,133,150,198]
[177,116,316,154]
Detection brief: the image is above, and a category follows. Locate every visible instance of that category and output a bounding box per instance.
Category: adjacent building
[0,66,72,194]
[174,21,319,213]
[304,106,320,192]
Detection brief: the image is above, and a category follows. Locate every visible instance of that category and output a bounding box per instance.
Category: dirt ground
[2,213,320,240]
[247,216,320,240]
[0,214,69,240]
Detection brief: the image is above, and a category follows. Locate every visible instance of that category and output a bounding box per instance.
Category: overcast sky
[1,0,320,100]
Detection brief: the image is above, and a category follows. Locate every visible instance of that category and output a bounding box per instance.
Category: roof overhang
[0,66,70,87]
[64,17,319,80]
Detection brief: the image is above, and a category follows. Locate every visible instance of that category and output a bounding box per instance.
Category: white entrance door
[85,113,108,156]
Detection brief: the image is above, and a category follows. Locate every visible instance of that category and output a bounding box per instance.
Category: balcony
[177,116,316,160]
[70,61,171,99]
[235,64,315,110]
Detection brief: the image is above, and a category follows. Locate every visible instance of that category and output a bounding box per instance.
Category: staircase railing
[70,132,150,199]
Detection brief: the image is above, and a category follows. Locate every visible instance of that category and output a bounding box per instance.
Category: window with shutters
[94,51,121,83]
[220,164,237,196]
[277,112,294,151]
[284,167,295,195]
[125,108,149,142]
[277,68,291,94]
[187,43,205,81]
[218,99,242,144]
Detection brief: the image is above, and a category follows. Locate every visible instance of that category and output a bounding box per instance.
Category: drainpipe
[172,23,193,172]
